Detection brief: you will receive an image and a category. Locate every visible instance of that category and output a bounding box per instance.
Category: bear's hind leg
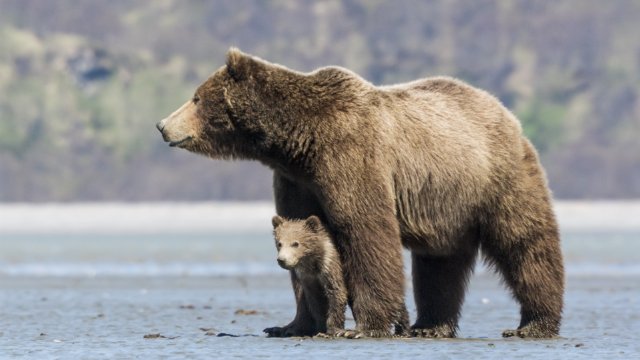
[481,214,564,338]
[411,250,477,338]
[481,177,564,338]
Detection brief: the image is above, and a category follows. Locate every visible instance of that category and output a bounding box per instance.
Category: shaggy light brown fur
[157,48,564,338]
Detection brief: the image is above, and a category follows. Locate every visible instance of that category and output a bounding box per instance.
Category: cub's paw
[263,326,287,338]
[411,324,456,338]
[264,323,317,338]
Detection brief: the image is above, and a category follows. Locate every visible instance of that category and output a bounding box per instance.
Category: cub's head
[271,215,327,270]
[156,48,303,160]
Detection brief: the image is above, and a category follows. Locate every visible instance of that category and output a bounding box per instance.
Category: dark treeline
[0,0,639,201]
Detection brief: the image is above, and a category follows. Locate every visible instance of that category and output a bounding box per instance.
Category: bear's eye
[291,242,299,248]
[276,242,282,249]
[192,95,200,104]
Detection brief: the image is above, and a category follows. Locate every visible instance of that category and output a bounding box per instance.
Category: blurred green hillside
[0,0,639,201]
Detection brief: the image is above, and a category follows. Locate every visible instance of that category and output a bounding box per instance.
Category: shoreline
[1,200,639,234]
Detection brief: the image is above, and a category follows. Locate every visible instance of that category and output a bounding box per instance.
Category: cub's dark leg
[264,271,317,337]
[411,249,478,338]
[265,173,324,337]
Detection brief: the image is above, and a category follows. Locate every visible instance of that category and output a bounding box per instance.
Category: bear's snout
[277,256,297,270]
[156,100,200,148]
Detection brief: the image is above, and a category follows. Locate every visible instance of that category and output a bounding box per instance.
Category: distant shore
[0,201,639,234]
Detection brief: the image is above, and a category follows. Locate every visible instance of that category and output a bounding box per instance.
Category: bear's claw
[334,329,364,339]
[502,324,559,338]
[410,324,456,338]
[333,329,393,339]
[502,317,560,338]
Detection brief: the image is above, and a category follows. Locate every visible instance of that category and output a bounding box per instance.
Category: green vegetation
[0,0,639,200]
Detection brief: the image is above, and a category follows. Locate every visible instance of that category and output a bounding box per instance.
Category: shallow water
[0,229,639,358]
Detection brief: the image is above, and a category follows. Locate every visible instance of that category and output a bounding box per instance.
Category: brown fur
[157,48,564,338]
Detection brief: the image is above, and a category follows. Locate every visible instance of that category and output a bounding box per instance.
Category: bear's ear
[272,215,284,228]
[226,47,260,82]
[304,215,322,233]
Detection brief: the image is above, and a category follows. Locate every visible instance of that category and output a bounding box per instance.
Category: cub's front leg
[264,270,317,337]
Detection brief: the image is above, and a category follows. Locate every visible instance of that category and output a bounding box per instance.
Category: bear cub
[267,215,348,337]
[266,215,410,338]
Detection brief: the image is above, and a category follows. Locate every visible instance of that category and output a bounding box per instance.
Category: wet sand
[1,273,638,359]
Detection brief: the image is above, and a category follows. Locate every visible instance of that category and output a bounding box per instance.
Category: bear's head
[156,48,311,160]
[271,215,327,270]
[157,48,368,164]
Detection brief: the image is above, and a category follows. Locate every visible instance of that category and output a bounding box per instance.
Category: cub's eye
[291,242,299,248]
[276,242,282,249]
[192,95,200,104]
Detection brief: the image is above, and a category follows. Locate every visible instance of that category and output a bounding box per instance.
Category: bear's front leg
[316,164,407,338]
[330,212,406,338]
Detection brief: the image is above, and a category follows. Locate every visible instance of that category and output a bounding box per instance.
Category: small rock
[180,304,196,310]
[143,333,179,340]
[575,343,584,348]
[234,309,258,315]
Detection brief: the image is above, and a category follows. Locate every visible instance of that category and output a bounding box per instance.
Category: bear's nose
[155,122,165,133]
[277,258,286,268]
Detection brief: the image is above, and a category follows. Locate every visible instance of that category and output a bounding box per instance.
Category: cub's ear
[226,47,258,82]
[272,215,284,228]
[305,215,323,233]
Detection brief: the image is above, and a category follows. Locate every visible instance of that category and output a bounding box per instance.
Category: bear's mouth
[169,136,193,148]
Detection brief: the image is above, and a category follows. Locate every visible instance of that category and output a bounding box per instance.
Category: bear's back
[374,76,527,252]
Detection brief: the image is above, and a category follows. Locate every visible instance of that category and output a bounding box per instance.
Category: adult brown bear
[157,48,564,338]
